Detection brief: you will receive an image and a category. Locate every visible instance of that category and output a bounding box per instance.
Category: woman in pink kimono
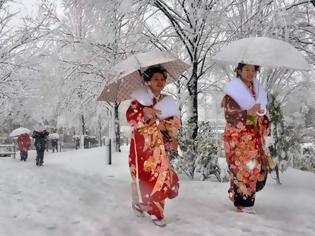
[126,65,180,227]
[222,63,270,214]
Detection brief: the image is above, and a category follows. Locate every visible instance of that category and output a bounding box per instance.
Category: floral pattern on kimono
[223,94,270,207]
[126,99,180,219]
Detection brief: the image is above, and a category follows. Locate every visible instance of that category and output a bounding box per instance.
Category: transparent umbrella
[49,133,60,140]
[9,127,31,137]
[212,37,311,71]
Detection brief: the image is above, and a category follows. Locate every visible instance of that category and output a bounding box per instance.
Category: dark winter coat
[32,130,49,152]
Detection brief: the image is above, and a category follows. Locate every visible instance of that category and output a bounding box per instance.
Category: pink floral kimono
[126,88,180,220]
[223,79,270,208]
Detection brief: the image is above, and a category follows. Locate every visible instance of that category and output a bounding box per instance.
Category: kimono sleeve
[223,95,247,128]
[160,116,181,151]
[126,100,152,129]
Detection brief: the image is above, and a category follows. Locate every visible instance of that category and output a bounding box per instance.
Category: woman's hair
[235,63,260,78]
[143,65,167,82]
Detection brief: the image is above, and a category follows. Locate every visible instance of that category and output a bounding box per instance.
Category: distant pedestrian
[51,139,58,152]
[75,137,80,150]
[17,133,31,161]
[32,130,49,166]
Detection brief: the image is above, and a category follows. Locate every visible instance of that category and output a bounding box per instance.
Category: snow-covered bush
[171,121,221,181]
[293,144,315,172]
[268,94,293,172]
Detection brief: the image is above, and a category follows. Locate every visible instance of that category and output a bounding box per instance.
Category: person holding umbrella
[213,36,310,214]
[222,63,270,214]
[32,127,49,166]
[98,51,189,226]
[126,65,181,227]
[17,133,31,161]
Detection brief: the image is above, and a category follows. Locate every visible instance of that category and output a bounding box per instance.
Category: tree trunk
[176,82,183,124]
[186,62,199,140]
[81,114,85,135]
[114,102,121,152]
[185,63,199,179]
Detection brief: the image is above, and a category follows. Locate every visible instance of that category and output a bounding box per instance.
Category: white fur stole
[130,86,180,119]
[224,78,268,110]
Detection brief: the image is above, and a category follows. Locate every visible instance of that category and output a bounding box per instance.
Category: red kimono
[223,90,270,208]
[126,97,180,220]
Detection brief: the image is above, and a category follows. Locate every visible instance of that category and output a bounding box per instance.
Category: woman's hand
[247,103,260,116]
[143,107,161,120]
[158,123,167,131]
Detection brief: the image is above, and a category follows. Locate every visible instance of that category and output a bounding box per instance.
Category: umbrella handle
[256,109,266,116]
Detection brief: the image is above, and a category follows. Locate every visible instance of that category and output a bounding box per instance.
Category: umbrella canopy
[48,133,60,140]
[212,37,310,71]
[97,51,190,102]
[9,127,31,137]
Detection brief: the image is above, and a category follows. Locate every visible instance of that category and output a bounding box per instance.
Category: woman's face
[149,72,167,94]
[238,64,257,83]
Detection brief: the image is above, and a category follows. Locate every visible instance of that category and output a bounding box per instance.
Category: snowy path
[0,147,315,236]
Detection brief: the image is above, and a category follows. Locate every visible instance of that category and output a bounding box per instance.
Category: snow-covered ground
[0,146,315,236]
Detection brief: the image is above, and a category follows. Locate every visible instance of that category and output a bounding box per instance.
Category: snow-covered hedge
[293,144,315,172]
[170,122,224,181]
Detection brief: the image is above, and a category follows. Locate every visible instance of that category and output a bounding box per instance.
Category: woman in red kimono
[222,63,270,214]
[126,65,180,227]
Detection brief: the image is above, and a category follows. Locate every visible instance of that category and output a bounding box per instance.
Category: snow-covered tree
[147,0,231,139]
[47,0,144,150]
[0,0,59,128]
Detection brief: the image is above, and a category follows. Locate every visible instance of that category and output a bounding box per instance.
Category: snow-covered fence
[0,144,16,159]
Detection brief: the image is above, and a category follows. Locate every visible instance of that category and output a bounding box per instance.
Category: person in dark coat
[51,139,58,152]
[32,130,49,166]
[75,137,80,150]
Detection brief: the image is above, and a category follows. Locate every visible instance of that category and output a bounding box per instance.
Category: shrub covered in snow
[268,94,293,172]
[293,143,315,172]
[170,121,222,181]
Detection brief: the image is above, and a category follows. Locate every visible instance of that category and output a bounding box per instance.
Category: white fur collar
[154,95,180,119]
[130,86,180,119]
[224,78,268,110]
[130,86,154,106]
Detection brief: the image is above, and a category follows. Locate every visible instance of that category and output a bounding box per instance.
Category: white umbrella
[9,127,31,137]
[97,51,190,102]
[49,133,59,140]
[212,37,310,71]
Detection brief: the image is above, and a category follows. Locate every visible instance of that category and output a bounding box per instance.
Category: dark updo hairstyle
[235,63,260,78]
[142,65,168,82]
